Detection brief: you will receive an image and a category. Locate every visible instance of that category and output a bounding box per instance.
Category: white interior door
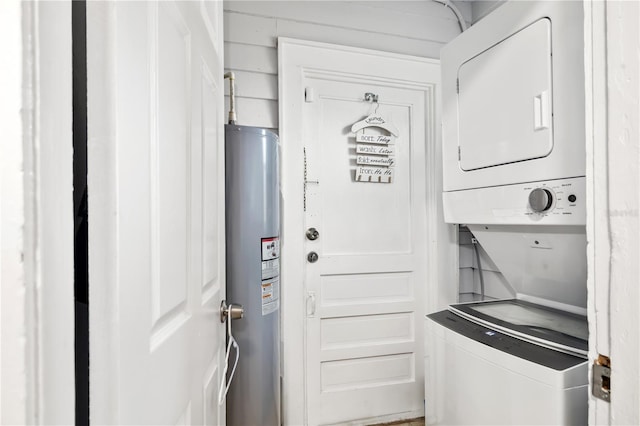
[279,39,443,426]
[87,2,226,424]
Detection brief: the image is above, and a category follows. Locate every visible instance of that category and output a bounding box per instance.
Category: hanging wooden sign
[350,96,399,184]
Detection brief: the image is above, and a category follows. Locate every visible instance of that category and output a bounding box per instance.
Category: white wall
[605,1,639,420]
[1,2,75,424]
[34,2,76,423]
[470,0,504,24]
[1,1,29,423]
[585,1,640,424]
[223,0,471,129]
[458,227,512,302]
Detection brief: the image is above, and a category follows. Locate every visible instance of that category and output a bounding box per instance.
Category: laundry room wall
[470,0,505,24]
[223,0,471,129]
[458,227,513,302]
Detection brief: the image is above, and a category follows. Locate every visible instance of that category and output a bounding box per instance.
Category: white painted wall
[458,227,512,302]
[1,2,75,424]
[586,1,640,424]
[470,0,505,24]
[32,2,76,423]
[223,0,471,129]
[605,2,639,421]
[1,1,29,423]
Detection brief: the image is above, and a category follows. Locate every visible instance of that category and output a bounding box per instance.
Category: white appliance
[425,307,587,425]
[441,1,585,194]
[426,1,588,425]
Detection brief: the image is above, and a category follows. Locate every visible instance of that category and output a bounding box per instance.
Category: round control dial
[529,188,554,212]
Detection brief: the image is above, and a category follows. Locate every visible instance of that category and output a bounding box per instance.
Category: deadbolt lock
[307,251,319,263]
[306,227,320,241]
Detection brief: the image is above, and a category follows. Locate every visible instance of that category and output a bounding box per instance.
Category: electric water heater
[225,124,280,426]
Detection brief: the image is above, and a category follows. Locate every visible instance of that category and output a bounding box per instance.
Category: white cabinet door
[280,39,443,426]
[87,2,226,424]
[458,19,553,170]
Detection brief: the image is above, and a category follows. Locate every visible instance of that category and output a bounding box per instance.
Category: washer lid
[458,18,554,171]
[449,299,587,357]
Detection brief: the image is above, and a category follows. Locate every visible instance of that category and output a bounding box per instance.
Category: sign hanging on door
[350,98,399,184]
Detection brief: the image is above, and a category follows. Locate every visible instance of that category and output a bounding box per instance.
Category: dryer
[441,1,585,197]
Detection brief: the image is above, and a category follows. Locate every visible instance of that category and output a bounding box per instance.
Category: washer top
[449,298,588,357]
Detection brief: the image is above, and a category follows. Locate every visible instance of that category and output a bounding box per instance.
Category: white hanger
[351,94,399,137]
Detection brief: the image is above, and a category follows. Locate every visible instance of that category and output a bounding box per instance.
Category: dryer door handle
[533,90,550,131]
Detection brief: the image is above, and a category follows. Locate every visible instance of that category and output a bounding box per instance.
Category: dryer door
[458,18,553,171]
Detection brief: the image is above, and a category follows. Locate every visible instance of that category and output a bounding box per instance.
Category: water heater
[225,124,280,425]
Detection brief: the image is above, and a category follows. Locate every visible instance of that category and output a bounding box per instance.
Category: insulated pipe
[432,0,468,32]
[224,71,237,124]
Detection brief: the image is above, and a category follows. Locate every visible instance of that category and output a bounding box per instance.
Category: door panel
[316,96,412,256]
[87,2,225,424]
[304,75,429,424]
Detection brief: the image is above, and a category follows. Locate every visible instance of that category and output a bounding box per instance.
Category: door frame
[585,1,640,424]
[278,37,457,425]
[0,1,75,424]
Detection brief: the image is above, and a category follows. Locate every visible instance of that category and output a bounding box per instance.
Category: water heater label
[261,237,280,261]
[262,258,280,280]
[261,237,280,280]
[261,277,280,316]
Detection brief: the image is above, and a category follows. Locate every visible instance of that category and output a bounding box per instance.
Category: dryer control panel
[443,177,585,225]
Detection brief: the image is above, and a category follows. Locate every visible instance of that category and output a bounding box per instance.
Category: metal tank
[225,124,280,426]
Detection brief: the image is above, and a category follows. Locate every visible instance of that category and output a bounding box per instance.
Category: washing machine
[427,1,589,424]
[425,303,588,425]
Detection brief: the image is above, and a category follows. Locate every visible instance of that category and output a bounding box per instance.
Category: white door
[87,2,226,424]
[280,39,443,425]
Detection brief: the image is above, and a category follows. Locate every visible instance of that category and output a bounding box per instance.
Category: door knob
[307,252,319,263]
[220,300,244,323]
[306,227,320,241]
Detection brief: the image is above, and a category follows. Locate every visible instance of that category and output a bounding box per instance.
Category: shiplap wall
[223,0,471,129]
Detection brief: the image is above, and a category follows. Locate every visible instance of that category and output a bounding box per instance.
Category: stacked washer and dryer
[425,2,588,425]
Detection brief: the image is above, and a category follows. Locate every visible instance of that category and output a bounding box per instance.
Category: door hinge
[458,146,461,161]
[456,78,460,94]
[592,354,611,402]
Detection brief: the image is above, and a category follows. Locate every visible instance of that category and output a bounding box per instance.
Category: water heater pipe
[432,0,468,32]
[224,71,237,125]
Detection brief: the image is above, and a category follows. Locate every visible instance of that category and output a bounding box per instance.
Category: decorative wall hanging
[351,92,399,183]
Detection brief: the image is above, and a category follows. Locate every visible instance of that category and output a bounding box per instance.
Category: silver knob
[306,227,320,241]
[307,252,319,263]
[529,188,554,212]
[220,300,244,323]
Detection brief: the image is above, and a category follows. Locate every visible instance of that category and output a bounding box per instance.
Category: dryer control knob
[529,188,554,212]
